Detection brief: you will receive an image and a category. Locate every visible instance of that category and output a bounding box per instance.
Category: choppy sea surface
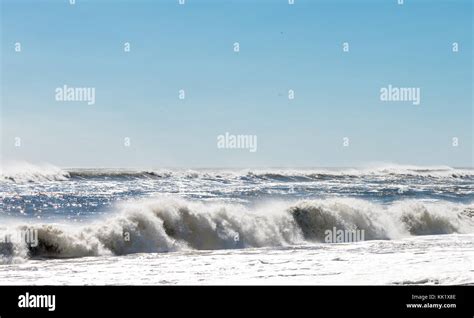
[1,163,473,285]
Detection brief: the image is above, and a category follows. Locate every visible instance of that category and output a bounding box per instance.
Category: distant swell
[2,163,473,183]
[1,198,473,263]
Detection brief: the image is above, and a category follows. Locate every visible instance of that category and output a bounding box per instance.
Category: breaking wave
[1,162,473,183]
[1,198,473,263]
[0,162,70,183]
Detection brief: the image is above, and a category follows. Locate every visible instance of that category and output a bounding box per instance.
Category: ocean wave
[68,170,173,179]
[1,198,473,263]
[246,165,474,180]
[2,163,473,184]
[0,162,70,183]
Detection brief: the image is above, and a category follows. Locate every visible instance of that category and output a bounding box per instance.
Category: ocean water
[1,163,473,285]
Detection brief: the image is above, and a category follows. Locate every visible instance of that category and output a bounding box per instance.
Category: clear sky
[1,0,472,168]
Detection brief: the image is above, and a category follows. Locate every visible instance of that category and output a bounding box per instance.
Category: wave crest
[1,198,473,262]
[1,162,69,183]
[2,162,473,183]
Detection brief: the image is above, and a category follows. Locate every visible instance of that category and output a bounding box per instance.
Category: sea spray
[0,198,472,261]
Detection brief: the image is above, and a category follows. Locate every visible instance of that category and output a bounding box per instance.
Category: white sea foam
[2,233,472,285]
[0,162,70,183]
[1,162,472,184]
[1,197,473,263]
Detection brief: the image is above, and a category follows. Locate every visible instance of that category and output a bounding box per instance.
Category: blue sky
[1,0,472,168]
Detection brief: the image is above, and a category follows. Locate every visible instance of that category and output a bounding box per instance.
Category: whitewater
[1,163,473,285]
